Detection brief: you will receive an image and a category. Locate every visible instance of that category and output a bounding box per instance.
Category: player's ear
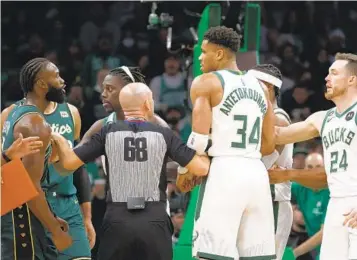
[35,79,47,90]
[216,49,224,61]
[348,75,357,87]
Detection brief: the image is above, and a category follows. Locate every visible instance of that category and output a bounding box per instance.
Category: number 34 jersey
[320,103,357,198]
[208,70,268,159]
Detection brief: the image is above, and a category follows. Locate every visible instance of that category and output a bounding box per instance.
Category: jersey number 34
[231,115,260,149]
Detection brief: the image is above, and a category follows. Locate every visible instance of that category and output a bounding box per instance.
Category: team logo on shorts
[345,111,354,121]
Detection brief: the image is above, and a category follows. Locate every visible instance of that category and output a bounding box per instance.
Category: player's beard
[46,84,66,103]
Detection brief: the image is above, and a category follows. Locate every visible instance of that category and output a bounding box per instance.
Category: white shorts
[274,201,293,260]
[193,157,276,260]
[320,196,357,260]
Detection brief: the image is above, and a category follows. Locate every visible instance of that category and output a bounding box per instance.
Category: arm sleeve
[73,166,92,204]
[164,128,196,167]
[74,126,107,164]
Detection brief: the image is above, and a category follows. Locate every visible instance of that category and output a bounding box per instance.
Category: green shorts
[1,204,57,260]
[46,193,91,260]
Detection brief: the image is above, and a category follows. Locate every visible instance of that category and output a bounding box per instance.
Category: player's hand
[56,216,69,232]
[176,172,202,193]
[51,226,73,252]
[267,166,290,184]
[84,219,96,249]
[343,208,357,228]
[5,133,43,160]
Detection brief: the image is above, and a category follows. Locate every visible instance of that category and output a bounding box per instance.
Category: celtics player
[1,58,72,259]
[185,26,276,260]
[81,66,168,144]
[2,83,94,259]
[248,64,294,260]
[275,52,357,260]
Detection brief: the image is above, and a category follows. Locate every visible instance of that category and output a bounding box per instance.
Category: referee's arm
[52,126,107,173]
[164,128,210,177]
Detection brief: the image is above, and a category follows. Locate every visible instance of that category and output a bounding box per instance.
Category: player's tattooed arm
[260,82,276,155]
[275,111,326,145]
[80,119,104,145]
[14,114,63,234]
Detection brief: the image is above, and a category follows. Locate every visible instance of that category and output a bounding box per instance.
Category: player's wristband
[178,166,189,175]
[2,151,12,163]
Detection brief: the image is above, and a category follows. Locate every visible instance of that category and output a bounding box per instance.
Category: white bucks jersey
[263,108,293,201]
[320,103,357,197]
[208,70,268,158]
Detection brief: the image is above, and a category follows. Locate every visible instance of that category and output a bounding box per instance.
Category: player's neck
[25,93,50,113]
[218,60,239,72]
[334,90,357,114]
[44,102,57,114]
[114,109,125,120]
[272,99,278,109]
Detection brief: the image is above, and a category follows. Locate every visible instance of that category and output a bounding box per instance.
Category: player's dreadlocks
[19,58,50,95]
[203,26,241,53]
[108,67,146,84]
[252,64,283,98]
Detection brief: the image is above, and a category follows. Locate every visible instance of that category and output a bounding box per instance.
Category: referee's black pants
[97,202,174,260]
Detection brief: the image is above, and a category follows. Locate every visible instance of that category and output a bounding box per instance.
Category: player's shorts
[193,156,276,260]
[1,204,57,260]
[96,202,173,260]
[320,196,357,260]
[46,192,91,260]
[274,201,293,260]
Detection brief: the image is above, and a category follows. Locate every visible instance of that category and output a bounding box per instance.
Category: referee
[51,82,210,260]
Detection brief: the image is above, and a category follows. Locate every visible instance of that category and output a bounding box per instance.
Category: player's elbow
[261,142,275,156]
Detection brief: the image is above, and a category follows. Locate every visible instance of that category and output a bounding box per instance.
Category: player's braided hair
[252,64,282,98]
[19,58,50,95]
[108,67,146,84]
[203,26,241,53]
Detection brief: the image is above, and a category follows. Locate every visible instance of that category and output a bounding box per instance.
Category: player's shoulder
[66,102,80,115]
[274,108,291,126]
[191,73,222,94]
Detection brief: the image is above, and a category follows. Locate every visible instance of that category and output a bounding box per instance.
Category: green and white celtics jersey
[208,70,268,158]
[320,102,357,198]
[263,108,293,201]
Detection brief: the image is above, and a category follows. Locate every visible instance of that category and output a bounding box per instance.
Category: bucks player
[184,26,276,260]
[248,64,294,260]
[1,58,72,259]
[275,52,357,260]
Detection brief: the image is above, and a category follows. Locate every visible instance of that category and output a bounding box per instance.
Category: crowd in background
[2,2,357,259]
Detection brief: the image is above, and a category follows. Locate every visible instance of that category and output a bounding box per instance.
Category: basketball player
[275,53,357,260]
[184,26,277,260]
[2,98,93,260]
[81,66,168,144]
[1,58,72,260]
[248,64,294,260]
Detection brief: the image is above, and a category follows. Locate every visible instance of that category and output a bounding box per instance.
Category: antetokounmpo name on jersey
[322,127,355,149]
[220,88,267,116]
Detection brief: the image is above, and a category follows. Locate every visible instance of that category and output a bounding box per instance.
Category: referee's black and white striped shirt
[74,120,196,203]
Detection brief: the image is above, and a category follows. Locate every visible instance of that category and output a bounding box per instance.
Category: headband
[247,69,282,89]
[120,66,135,82]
